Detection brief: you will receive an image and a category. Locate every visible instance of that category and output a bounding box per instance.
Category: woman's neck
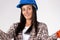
[25,19,32,27]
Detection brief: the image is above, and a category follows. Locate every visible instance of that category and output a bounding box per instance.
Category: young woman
[0,0,60,40]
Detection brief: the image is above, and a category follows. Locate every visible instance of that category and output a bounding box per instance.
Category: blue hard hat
[16,0,38,10]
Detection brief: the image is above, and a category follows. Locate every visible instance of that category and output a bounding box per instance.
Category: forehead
[22,5,32,8]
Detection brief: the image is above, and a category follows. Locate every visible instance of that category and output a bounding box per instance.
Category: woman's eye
[22,9,25,11]
[28,8,31,10]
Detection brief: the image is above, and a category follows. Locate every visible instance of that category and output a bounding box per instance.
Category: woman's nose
[25,9,28,13]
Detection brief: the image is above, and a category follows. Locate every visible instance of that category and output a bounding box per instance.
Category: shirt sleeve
[37,22,57,40]
[0,23,18,40]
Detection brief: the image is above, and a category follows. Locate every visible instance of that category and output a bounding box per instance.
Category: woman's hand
[56,30,60,38]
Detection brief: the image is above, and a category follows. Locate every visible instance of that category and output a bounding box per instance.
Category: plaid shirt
[0,22,57,40]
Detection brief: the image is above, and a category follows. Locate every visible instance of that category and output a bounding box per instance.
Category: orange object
[56,30,60,38]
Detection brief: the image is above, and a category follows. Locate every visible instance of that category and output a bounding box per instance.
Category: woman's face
[21,5,33,20]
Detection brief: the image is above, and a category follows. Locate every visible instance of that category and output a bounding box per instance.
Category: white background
[0,0,60,40]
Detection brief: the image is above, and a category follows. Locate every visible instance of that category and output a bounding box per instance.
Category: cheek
[28,11,32,18]
[29,10,32,14]
[28,10,33,15]
[22,11,25,16]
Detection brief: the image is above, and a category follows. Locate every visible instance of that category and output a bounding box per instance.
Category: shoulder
[37,22,47,29]
[38,22,47,26]
[9,22,19,29]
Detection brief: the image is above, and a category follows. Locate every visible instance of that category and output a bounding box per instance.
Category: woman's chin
[25,16,32,20]
[25,17,32,20]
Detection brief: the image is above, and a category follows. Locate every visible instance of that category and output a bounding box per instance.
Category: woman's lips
[25,14,30,17]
